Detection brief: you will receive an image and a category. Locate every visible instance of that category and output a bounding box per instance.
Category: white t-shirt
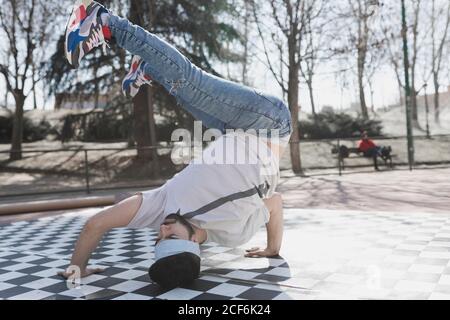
[127,132,279,247]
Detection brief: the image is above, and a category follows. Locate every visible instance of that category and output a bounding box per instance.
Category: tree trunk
[410,55,420,128]
[130,0,156,163]
[433,74,440,124]
[410,0,420,127]
[3,90,8,108]
[357,50,369,119]
[32,64,38,110]
[288,91,302,174]
[242,0,250,85]
[307,79,317,122]
[54,94,64,110]
[127,105,136,148]
[357,16,369,120]
[288,61,302,173]
[411,71,420,127]
[33,88,37,110]
[369,82,375,113]
[9,90,25,161]
[93,55,99,109]
[133,89,153,161]
[146,86,160,178]
[398,81,404,106]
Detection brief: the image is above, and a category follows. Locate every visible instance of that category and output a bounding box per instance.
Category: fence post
[84,150,91,194]
[337,138,342,176]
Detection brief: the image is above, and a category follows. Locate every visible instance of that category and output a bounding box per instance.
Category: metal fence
[1,134,450,198]
[0,145,176,198]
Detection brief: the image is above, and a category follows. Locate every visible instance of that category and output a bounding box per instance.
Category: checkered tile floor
[2,208,450,300]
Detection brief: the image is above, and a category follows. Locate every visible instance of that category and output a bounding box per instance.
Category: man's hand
[57,267,105,279]
[245,247,279,258]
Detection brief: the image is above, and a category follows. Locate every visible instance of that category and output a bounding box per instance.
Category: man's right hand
[245,247,279,258]
[57,267,105,279]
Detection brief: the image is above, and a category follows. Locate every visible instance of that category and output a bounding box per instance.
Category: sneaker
[65,0,110,68]
[122,55,153,98]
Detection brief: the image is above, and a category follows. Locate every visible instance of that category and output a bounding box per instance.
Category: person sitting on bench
[358,131,381,171]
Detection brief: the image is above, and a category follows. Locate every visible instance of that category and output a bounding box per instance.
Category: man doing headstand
[59,0,292,289]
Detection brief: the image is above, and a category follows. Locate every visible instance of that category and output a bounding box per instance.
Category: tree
[379,0,424,126]
[380,4,405,106]
[365,45,384,113]
[241,0,252,86]
[299,0,327,122]
[429,0,450,124]
[401,0,415,169]
[409,0,423,128]
[252,0,324,174]
[128,0,158,167]
[0,0,58,160]
[339,0,381,120]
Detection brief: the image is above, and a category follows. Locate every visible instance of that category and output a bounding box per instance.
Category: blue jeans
[108,15,292,139]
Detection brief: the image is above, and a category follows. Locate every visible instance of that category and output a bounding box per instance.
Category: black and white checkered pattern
[1,208,450,300]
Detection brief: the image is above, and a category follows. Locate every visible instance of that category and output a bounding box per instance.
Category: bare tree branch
[270,0,288,37]
[252,1,287,92]
[21,0,36,90]
[0,64,14,93]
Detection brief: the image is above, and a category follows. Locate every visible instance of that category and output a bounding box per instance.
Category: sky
[0,54,402,113]
[248,60,402,113]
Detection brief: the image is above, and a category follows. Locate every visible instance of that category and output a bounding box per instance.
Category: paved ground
[279,166,450,214]
[2,208,450,300]
[2,166,449,217]
[0,167,449,300]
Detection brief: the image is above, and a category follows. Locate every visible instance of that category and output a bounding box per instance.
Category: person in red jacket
[358,131,382,171]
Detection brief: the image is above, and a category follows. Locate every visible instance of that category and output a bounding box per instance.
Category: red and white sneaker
[122,55,153,98]
[65,0,111,68]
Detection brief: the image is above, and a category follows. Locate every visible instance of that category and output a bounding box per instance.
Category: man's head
[156,213,197,243]
[149,213,201,289]
[361,131,369,140]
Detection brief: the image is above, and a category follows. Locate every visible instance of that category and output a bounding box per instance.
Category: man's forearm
[64,195,142,274]
[68,222,105,272]
[265,194,283,254]
[266,206,283,254]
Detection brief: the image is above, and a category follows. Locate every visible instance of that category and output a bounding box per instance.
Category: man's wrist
[265,247,280,256]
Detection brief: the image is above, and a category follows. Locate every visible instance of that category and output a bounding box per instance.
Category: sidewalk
[2,165,449,223]
[279,165,450,214]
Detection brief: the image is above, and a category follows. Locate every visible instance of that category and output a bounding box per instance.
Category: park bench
[331,144,395,174]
